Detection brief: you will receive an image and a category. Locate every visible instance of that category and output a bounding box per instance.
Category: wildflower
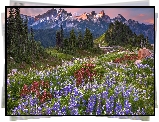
[61,106,67,115]
[71,108,79,115]
[96,104,102,115]
[46,107,52,115]
[52,101,60,111]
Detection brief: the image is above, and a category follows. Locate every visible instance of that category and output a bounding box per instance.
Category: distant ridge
[19,8,154,44]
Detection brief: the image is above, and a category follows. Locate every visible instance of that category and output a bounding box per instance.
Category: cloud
[143,19,154,24]
[7,8,53,17]
[139,14,145,17]
[63,8,81,13]
[20,8,53,17]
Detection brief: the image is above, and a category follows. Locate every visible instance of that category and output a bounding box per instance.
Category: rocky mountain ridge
[20,8,154,44]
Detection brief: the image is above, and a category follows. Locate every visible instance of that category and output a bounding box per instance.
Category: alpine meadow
[6,7,155,115]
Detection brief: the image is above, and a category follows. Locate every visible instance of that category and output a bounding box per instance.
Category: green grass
[7,50,154,115]
[7,47,103,74]
[46,48,74,61]
[94,33,108,47]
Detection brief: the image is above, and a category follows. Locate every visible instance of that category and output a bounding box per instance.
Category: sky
[7,7,154,25]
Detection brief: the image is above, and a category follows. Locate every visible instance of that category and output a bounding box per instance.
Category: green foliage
[7,9,154,116]
[7,51,154,115]
[46,48,73,61]
[83,28,93,50]
[7,8,48,71]
[55,27,94,55]
[77,31,83,49]
[104,20,151,49]
[94,33,108,47]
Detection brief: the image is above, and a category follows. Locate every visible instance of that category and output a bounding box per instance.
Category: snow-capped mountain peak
[19,8,154,44]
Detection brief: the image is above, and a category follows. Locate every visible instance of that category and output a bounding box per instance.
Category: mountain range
[20,8,154,44]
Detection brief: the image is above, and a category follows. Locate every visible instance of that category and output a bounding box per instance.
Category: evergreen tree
[63,38,69,53]
[22,16,29,61]
[145,36,150,48]
[7,7,47,64]
[30,28,35,57]
[84,28,93,50]
[56,31,61,50]
[84,28,89,49]
[89,33,94,48]
[7,8,15,56]
[69,29,76,53]
[77,31,83,49]
[14,8,24,62]
[104,20,142,48]
[60,25,64,51]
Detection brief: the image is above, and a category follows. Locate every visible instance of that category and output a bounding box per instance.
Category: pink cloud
[143,19,154,24]
[139,14,145,17]
[130,17,154,24]
[64,8,81,13]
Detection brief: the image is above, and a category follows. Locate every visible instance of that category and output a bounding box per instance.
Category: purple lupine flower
[12,107,18,115]
[46,107,52,115]
[62,86,69,96]
[38,106,42,111]
[8,94,10,98]
[23,100,29,106]
[96,104,102,115]
[123,100,132,115]
[87,101,95,113]
[102,91,108,99]
[68,96,78,109]
[118,110,125,115]
[86,94,97,114]
[72,87,79,96]
[22,108,28,113]
[105,79,113,88]
[7,79,10,85]
[68,85,73,93]
[105,99,111,114]
[59,90,63,96]
[123,89,131,98]
[61,106,67,115]
[133,91,139,101]
[53,90,60,98]
[52,101,60,111]
[141,108,146,115]
[109,96,115,103]
[30,107,37,115]
[92,84,98,91]
[82,98,87,106]
[29,97,38,106]
[114,101,122,115]
[114,86,120,96]
[56,110,62,115]
[17,104,22,110]
[70,108,79,115]
[134,97,139,101]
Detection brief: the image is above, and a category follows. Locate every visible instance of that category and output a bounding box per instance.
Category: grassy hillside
[7,49,154,115]
[7,47,103,74]
[94,33,108,47]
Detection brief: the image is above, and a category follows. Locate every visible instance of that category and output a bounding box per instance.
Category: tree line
[105,20,152,49]
[55,26,94,54]
[7,8,46,64]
